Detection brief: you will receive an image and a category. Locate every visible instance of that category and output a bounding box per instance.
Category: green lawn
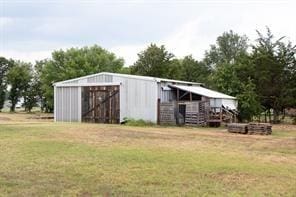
[0,113,296,196]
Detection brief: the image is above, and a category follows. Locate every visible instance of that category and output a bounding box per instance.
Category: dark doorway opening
[177,104,186,125]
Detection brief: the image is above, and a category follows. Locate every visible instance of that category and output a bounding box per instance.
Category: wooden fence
[159,101,209,126]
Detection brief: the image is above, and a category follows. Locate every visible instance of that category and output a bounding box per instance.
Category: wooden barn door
[82,85,120,123]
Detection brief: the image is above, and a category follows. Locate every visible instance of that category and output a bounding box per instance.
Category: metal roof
[55,82,121,87]
[54,72,202,86]
[169,85,236,99]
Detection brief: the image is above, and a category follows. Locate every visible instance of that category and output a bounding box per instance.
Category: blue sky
[1,0,295,66]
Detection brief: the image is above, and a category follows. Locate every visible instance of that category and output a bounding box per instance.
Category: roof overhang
[54,82,121,87]
[169,84,236,99]
[53,72,203,86]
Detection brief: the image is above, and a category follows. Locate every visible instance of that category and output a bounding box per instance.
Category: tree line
[0,28,295,122]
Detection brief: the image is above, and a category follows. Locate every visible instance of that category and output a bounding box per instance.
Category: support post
[109,90,112,124]
[157,98,160,125]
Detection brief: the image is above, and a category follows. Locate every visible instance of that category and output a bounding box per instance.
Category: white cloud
[0,50,52,63]
[110,2,296,65]
[1,1,295,66]
[0,17,13,28]
[110,44,147,66]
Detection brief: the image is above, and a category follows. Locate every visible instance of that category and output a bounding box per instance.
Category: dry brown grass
[0,112,295,196]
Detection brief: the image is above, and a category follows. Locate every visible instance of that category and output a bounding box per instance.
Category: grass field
[0,113,296,196]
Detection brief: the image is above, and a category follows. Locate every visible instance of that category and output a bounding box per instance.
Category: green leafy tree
[252,28,296,122]
[166,59,183,80]
[7,61,32,112]
[236,79,262,121]
[40,45,124,112]
[130,44,175,78]
[204,30,248,68]
[23,62,44,112]
[212,63,261,121]
[23,80,39,112]
[0,57,13,111]
[119,66,131,74]
[180,55,212,84]
[34,60,49,112]
[205,30,262,121]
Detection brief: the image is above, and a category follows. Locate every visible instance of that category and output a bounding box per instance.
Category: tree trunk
[281,109,286,122]
[10,104,15,112]
[264,111,267,123]
[273,110,280,124]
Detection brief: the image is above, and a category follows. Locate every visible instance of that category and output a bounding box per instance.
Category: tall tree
[180,55,212,84]
[34,60,48,112]
[7,61,32,112]
[211,63,261,121]
[130,44,175,78]
[0,57,12,111]
[252,28,296,122]
[204,30,248,68]
[40,45,124,112]
[205,30,261,121]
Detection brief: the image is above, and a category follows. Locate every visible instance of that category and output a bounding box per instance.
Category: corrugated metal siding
[113,76,158,123]
[62,74,113,84]
[158,82,180,102]
[209,98,237,110]
[221,99,237,110]
[55,87,81,122]
[55,73,158,123]
[210,98,222,108]
[64,80,79,84]
[87,74,113,83]
[160,89,174,102]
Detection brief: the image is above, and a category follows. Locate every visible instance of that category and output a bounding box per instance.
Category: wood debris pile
[227,123,248,134]
[228,123,272,135]
[247,123,272,135]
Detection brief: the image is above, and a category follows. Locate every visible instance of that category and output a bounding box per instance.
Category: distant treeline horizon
[0,27,295,123]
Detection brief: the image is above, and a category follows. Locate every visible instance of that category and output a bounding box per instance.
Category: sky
[0,0,295,66]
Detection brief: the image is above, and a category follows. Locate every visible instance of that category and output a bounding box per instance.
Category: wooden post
[93,90,96,122]
[157,98,160,125]
[190,92,192,101]
[109,90,112,124]
[176,89,179,125]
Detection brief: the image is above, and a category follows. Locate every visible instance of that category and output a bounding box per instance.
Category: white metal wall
[55,73,159,123]
[54,73,238,123]
[113,76,158,123]
[221,99,238,110]
[210,98,237,110]
[86,75,113,83]
[55,86,81,122]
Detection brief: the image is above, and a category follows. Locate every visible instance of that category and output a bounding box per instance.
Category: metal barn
[54,72,238,125]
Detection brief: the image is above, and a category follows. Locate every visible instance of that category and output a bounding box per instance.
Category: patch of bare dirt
[0,117,11,121]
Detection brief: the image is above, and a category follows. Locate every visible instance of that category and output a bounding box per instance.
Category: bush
[123,117,155,127]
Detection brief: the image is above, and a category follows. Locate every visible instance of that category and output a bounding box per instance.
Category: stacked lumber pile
[227,123,272,135]
[247,123,272,135]
[227,123,248,134]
